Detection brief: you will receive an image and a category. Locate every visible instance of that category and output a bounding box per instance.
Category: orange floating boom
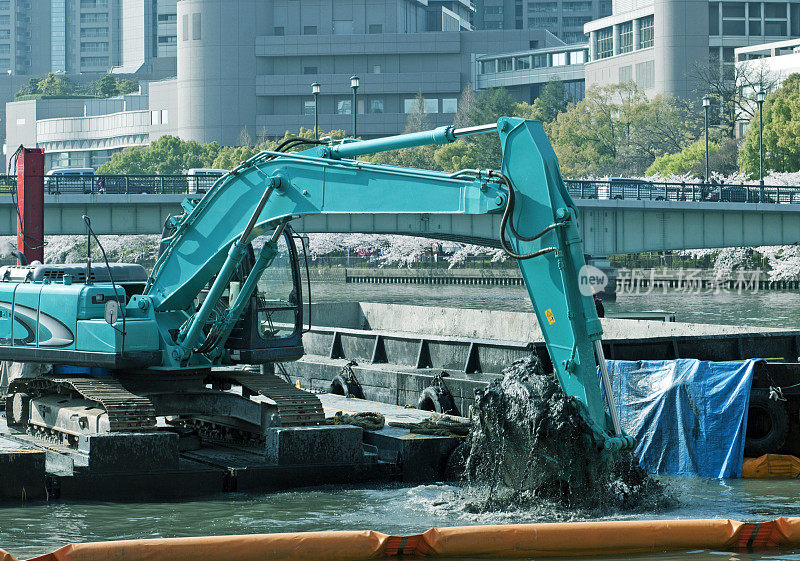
[6,517,800,561]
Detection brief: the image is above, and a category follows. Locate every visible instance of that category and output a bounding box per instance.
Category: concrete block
[265,425,363,466]
[76,432,179,473]
[0,438,45,500]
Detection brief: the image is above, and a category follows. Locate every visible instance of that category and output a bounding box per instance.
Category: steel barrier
[2,173,800,203]
[564,179,800,204]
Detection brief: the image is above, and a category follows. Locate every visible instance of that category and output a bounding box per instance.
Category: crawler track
[210,371,324,426]
[7,376,157,432]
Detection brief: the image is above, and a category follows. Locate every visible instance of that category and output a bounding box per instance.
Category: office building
[584,0,800,99]
[472,0,611,43]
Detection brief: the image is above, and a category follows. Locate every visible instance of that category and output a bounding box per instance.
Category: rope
[327,411,385,431]
[389,413,471,436]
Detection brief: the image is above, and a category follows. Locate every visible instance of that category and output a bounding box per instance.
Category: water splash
[458,356,674,516]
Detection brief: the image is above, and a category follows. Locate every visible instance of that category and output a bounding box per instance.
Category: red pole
[16,148,45,264]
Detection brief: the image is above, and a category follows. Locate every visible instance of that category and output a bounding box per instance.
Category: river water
[3,284,800,560]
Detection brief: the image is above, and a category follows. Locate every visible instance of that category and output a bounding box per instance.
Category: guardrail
[40,175,218,195]
[564,179,800,204]
[2,173,800,203]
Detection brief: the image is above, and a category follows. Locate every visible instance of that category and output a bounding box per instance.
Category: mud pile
[459,356,672,515]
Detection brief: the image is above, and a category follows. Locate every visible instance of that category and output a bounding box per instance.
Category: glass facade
[596,26,613,58]
[51,0,66,71]
[619,20,633,53]
[638,15,654,48]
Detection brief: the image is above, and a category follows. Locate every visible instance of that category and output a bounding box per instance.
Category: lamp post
[311,82,320,140]
[757,90,766,190]
[702,95,711,186]
[350,75,359,138]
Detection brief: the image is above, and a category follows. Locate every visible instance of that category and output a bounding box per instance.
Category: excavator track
[8,376,157,432]
[210,370,324,427]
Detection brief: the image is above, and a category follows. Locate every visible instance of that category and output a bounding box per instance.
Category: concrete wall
[309,301,782,342]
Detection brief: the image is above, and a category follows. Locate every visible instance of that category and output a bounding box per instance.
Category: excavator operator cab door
[227,229,306,364]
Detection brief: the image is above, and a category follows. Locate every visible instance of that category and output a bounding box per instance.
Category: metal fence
[2,173,800,203]
[563,179,800,204]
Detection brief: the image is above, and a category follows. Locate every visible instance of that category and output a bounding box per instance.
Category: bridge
[2,176,799,256]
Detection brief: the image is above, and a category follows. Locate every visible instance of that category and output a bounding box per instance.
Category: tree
[98,135,220,174]
[237,126,253,147]
[37,73,72,96]
[545,83,698,177]
[518,77,569,122]
[645,139,719,177]
[691,58,780,138]
[739,74,800,176]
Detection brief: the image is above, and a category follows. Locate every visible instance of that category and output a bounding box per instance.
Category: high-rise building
[118,0,177,74]
[472,0,611,43]
[583,0,800,99]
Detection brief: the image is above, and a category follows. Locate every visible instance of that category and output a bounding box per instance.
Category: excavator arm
[139,116,629,449]
[0,117,631,450]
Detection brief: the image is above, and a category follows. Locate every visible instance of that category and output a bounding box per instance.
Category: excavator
[2,117,634,461]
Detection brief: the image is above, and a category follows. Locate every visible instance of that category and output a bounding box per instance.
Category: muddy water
[2,285,800,560]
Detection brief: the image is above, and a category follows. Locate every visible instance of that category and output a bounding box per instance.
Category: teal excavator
[3,117,633,456]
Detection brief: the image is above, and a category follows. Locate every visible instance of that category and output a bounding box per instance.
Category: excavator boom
[0,118,631,449]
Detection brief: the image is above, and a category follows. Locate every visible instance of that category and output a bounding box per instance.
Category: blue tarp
[605,359,759,478]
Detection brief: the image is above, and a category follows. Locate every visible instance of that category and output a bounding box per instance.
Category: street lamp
[702,95,711,185]
[350,75,359,138]
[311,82,320,140]
[757,90,766,188]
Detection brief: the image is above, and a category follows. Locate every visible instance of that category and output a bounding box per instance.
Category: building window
[764,20,787,34]
[151,110,161,125]
[709,3,719,34]
[403,98,417,113]
[368,24,382,33]
[81,27,108,37]
[158,36,177,45]
[442,98,457,113]
[337,98,351,114]
[369,99,384,113]
[182,14,188,41]
[274,26,284,36]
[635,60,655,89]
[424,98,438,113]
[563,1,591,11]
[563,16,591,27]
[484,21,502,29]
[80,12,107,23]
[81,56,109,66]
[0,2,9,9]
[303,25,317,35]
[569,49,587,64]
[372,64,381,74]
[552,52,568,66]
[619,65,632,82]
[498,58,512,72]
[533,53,548,67]
[480,60,495,73]
[81,41,108,52]
[722,2,746,34]
[162,110,168,124]
[618,21,633,53]
[303,66,318,74]
[515,56,530,69]
[595,26,613,59]
[486,5,503,14]
[638,15,654,48]
[303,100,315,115]
[157,13,177,22]
[192,13,201,40]
[528,16,558,31]
[333,20,353,34]
[528,2,557,12]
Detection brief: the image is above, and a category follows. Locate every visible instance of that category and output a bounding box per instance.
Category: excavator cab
[225,228,306,365]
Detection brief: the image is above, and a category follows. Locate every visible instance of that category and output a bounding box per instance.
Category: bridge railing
[2,173,800,203]
[564,179,800,204]
[41,175,218,195]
